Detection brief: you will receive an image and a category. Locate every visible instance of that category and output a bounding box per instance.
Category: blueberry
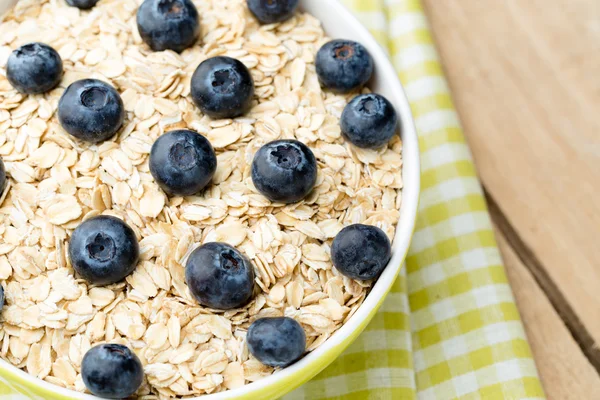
[185,242,255,310]
[81,344,144,399]
[6,43,63,94]
[331,224,392,281]
[0,158,5,192]
[66,0,99,9]
[58,79,125,144]
[191,56,255,119]
[251,139,317,204]
[247,0,299,24]
[137,0,200,53]
[68,216,139,286]
[340,93,398,149]
[247,317,306,367]
[0,285,4,309]
[149,130,217,196]
[316,39,374,94]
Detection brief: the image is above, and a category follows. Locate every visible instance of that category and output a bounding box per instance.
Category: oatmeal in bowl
[0,0,420,398]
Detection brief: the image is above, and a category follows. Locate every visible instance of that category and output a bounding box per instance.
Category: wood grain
[422,0,600,365]
[495,226,600,400]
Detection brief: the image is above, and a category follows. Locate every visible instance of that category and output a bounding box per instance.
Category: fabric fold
[286,1,545,399]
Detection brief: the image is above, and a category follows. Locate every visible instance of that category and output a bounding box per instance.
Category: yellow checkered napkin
[285,1,546,399]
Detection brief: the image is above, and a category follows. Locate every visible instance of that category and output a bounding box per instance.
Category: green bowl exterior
[0,0,420,398]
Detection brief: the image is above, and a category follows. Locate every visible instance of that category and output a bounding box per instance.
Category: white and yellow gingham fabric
[285,1,546,399]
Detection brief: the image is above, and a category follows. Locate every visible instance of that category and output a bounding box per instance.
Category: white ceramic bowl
[0,0,420,399]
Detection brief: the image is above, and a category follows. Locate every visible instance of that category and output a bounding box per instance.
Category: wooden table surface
[422,1,600,398]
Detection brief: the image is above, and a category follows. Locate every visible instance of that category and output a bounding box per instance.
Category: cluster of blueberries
[0,0,400,398]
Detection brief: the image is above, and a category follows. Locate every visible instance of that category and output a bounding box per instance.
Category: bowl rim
[0,0,421,399]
